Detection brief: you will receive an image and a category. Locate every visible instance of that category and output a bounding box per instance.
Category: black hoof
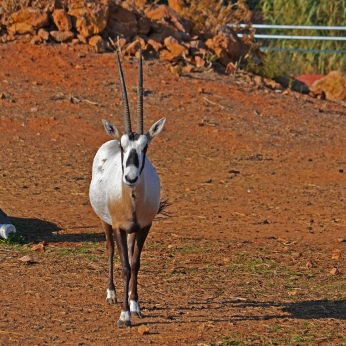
[131,311,143,318]
[106,297,117,304]
[117,319,131,328]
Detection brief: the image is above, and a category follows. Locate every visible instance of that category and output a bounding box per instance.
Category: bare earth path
[0,40,346,345]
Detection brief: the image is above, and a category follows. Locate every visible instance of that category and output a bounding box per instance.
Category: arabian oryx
[89,50,166,327]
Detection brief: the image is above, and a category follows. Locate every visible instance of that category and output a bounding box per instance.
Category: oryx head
[102,50,166,188]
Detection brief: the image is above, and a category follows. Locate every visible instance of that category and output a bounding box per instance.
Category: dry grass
[181,0,252,35]
[0,0,30,24]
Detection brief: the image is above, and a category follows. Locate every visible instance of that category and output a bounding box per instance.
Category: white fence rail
[229,24,346,53]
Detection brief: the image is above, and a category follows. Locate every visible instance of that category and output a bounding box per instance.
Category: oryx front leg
[114,228,131,328]
[103,221,117,304]
[128,225,151,318]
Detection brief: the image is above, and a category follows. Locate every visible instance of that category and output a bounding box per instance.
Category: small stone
[330,267,339,275]
[305,261,312,268]
[195,56,205,69]
[20,255,34,263]
[137,325,149,335]
[31,243,45,252]
[291,252,302,259]
[225,62,236,74]
[38,28,49,41]
[88,35,106,53]
[254,75,263,86]
[148,38,162,52]
[198,87,204,94]
[332,249,341,260]
[77,34,87,44]
[30,35,42,45]
[182,65,194,74]
[50,30,75,42]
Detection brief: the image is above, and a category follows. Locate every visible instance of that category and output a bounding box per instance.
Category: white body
[89,139,161,230]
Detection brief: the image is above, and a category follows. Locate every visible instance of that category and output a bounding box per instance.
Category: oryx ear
[147,117,166,143]
[102,119,122,140]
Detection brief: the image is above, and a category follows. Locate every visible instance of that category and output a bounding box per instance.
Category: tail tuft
[156,199,171,218]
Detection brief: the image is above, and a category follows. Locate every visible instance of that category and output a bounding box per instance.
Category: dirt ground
[0,39,346,345]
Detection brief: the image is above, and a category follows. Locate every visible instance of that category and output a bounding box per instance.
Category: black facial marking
[128,132,140,141]
[140,145,148,174]
[126,149,139,168]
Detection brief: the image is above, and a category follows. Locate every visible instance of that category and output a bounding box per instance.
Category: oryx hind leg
[103,220,117,304]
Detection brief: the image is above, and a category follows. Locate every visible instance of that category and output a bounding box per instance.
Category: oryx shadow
[224,298,346,320]
[8,216,105,243]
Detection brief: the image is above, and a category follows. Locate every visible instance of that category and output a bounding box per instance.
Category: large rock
[10,7,50,30]
[310,71,346,101]
[8,23,34,35]
[69,1,109,38]
[205,30,246,66]
[145,5,191,43]
[137,16,151,36]
[146,5,185,33]
[50,30,75,42]
[52,9,72,31]
[167,0,186,15]
[164,36,187,57]
[106,5,137,38]
[32,10,50,29]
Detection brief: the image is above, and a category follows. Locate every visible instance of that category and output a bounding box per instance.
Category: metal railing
[230,24,346,53]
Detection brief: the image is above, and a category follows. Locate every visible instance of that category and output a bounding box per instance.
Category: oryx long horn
[137,49,144,135]
[116,51,132,133]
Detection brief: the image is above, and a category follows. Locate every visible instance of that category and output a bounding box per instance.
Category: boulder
[8,23,34,35]
[69,1,109,38]
[31,10,50,29]
[50,30,75,42]
[310,71,346,101]
[10,7,50,30]
[11,7,34,24]
[146,5,185,33]
[149,22,187,42]
[164,36,187,57]
[137,16,151,35]
[52,9,72,31]
[106,5,137,38]
[167,0,186,16]
[205,30,246,66]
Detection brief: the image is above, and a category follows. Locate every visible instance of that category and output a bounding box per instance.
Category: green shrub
[256,0,346,74]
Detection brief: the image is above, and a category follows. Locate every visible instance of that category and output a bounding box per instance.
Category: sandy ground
[0,40,346,345]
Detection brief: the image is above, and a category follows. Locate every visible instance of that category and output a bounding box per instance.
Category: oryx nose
[125,175,138,184]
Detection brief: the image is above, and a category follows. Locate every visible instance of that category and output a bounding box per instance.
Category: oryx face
[102,117,166,188]
[120,133,148,187]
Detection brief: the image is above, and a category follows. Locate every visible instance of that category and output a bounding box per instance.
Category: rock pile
[0,0,260,73]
